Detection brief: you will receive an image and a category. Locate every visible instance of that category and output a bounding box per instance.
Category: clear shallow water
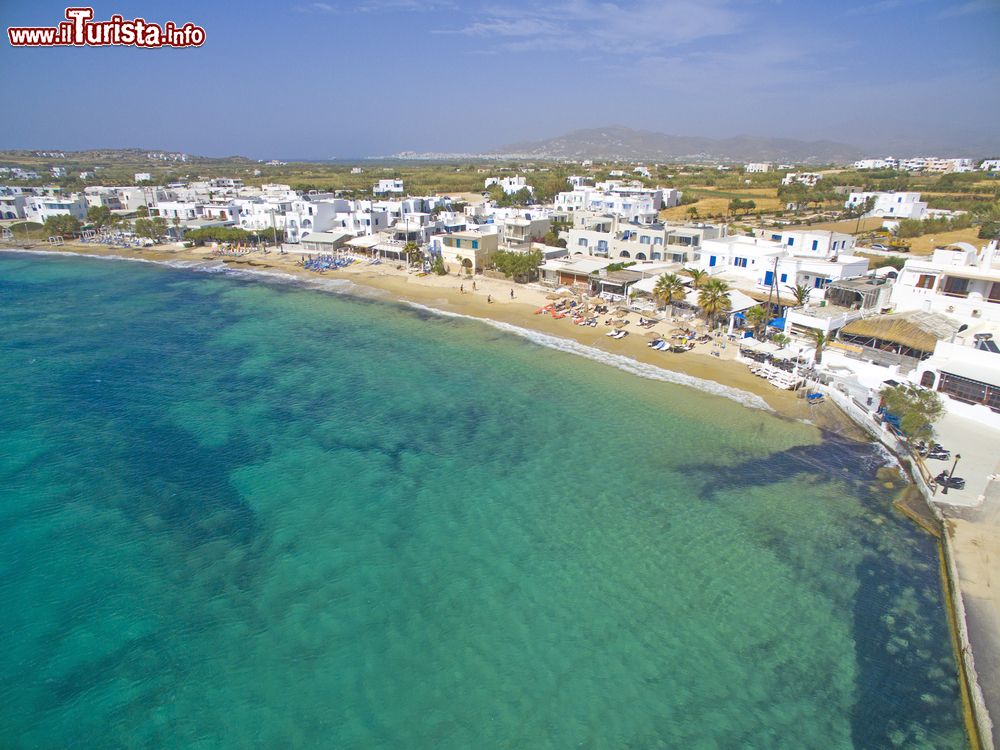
[0,253,966,749]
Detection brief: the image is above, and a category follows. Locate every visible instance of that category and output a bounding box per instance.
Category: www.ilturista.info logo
[7,7,205,48]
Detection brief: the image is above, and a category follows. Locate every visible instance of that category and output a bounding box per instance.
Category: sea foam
[405,301,772,411]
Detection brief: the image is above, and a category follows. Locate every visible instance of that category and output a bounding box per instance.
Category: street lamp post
[941,453,962,494]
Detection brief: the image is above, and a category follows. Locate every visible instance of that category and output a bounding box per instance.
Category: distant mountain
[493,126,864,164]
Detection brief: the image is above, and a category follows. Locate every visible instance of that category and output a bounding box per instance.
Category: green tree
[491,249,543,282]
[681,267,709,289]
[744,305,768,338]
[135,205,149,217]
[541,229,567,248]
[879,383,945,442]
[42,214,81,237]
[653,273,687,314]
[772,332,790,348]
[978,221,1000,240]
[698,278,732,328]
[86,205,114,230]
[430,255,447,275]
[133,217,167,241]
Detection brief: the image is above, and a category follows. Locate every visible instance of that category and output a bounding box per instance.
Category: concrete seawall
[822,384,995,750]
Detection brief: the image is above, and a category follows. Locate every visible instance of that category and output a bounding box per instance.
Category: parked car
[870,243,888,251]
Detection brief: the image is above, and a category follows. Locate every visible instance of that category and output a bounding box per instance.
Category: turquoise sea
[0,252,967,748]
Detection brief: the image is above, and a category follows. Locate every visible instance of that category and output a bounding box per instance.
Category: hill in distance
[493,125,863,164]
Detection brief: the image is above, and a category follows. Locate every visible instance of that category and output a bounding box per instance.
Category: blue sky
[2,0,999,158]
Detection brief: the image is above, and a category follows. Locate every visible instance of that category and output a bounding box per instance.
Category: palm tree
[681,267,709,289]
[811,330,827,365]
[652,273,687,314]
[787,283,810,307]
[404,241,424,269]
[698,278,732,329]
[744,305,768,338]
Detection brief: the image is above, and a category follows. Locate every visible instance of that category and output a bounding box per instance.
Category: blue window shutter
[788,237,794,246]
[812,240,818,251]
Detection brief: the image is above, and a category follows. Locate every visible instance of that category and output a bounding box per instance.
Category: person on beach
[472,281,477,291]
[460,284,464,294]
[487,294,492,303]
[510,289,514,299]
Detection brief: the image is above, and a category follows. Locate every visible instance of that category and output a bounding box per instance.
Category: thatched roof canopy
[840,311,961,354]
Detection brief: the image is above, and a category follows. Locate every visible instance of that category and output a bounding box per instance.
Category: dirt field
[783,217,886,234]
[904,226,985,255]
[661,187,783,220]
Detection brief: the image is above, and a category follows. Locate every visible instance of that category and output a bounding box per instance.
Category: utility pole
[765,254,780,331]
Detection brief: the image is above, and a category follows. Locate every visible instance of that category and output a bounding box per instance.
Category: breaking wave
[405,302,772,411]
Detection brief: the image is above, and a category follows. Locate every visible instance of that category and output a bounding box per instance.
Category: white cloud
[436,0,744,53]
[935,0,994,19]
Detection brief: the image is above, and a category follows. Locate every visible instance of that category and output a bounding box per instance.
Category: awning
[768,317,786,329]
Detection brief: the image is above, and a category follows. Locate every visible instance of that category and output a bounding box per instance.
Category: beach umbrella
[646,330,662,338]
[546,293,560,300]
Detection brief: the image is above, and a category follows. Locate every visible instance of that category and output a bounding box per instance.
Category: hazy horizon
[2,0,999,159]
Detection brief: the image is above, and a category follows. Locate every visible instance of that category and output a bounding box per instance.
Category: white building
[758,228,855,258]
[0,188,28,219]
[154,200,202,221]
[745,163,771,173]
[891,241,1000,323]
[25,193,89,224]
[566,214,726,264]
[693,235,869,297]
[373,179,404,195]
[915,338,1000,414]
[781,172,822,187]
[979,159,1000,172]
[853,158,898,170]
[135,172,152,183]
[350,167,364,174]
[484,175,533,195]
[554,182,679,223]
[846,191,927,220]
[924,158,975,173]
[84,186,149,212]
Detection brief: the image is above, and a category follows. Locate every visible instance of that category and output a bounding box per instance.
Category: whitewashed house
[373,179,404,195]
[484,175,533,195]
[25,193,89,224]
[781,172,822,187]
[846,191,927,220]
[891,241,1000,323]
